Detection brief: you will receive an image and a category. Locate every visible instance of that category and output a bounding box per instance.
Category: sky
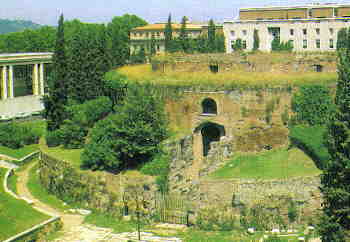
[1,0,350,26]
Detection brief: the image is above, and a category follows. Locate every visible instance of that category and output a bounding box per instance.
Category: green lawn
[40,142,83,169]
[27,163,73,211]
[209,148,321,180]
[0,144,39,159]
[0,168,49,241]
[84,212,137,233]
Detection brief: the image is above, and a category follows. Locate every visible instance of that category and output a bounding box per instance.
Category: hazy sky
[1,0,350,25]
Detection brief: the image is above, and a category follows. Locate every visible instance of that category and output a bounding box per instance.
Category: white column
[39,63,44,95]
[8,65,14,98]
[2,66,8,99]
[33,63,39,95]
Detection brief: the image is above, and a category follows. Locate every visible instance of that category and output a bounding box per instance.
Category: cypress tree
[208,19,216,52]
[337,28,348,50]
[253,29,260,51]
[150,32,156,56]
[179,16,189,52]
[319,28,350,242]
[164,14,173,52]
[43,14,68,131]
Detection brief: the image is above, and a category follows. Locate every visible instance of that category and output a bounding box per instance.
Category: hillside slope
[0,19,41,34]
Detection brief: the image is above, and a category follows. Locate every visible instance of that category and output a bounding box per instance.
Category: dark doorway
[202,98,217,115]
[314,64,323,72]
[200,123,225,156]
[209,64,219,73]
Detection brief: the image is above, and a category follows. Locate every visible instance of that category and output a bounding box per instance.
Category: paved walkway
[0,160,19,169]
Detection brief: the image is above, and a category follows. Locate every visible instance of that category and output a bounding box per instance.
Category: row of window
[132,30,200,38]
[301,39,335,49]
[133,44,161,51]
[230,28,336,37]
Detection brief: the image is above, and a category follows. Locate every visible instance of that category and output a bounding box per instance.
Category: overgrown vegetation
[289,125,330,169]
[0,122,39,149]
[117,64,337,89]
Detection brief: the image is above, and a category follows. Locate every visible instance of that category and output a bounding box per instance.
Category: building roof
[132,23,203,31]
[0,52,53,65]
[240,3,350,11]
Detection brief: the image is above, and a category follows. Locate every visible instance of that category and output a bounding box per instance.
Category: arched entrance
[195,122,225,157]
[202,98,217,115]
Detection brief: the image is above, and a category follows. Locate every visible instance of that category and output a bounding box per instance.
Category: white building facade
[224,4,350,52]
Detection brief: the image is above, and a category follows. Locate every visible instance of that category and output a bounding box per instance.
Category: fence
[154,193,189,225]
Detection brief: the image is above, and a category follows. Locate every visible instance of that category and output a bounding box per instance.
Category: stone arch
[202,98,217,115]
[195,122,225,157]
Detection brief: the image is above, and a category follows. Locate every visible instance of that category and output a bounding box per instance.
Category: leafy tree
[107,14,147,67]
[82,84,169,171]
[43,14,68,131]
[215,33,225,53]
[337,28,348,50]
[319,30,350,241]
[164,14,173,52]
[291,85,335,126]
[253,29,260,51]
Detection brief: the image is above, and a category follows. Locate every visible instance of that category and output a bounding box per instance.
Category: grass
[0,144,39,159]
[0,167,49,241]
[40,142,83,169]
[209,148,321,180]
[116,64,337,88]
[84,212,138,233]
[27,163,73,211]
[17,119,47,137]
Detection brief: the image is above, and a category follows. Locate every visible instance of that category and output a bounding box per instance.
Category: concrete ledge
[3,216,61,242]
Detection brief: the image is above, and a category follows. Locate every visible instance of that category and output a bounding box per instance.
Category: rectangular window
[146,32,149,38]
[242,40,247,49]
[156,32,160,37]
[330,39,334,49]
[316,39,321,48]
[329,28,334,35]
[156,45,160,51]
[334,8,338,17]
[242,30,247,35]
[316,28,320,35]
[303,29,307,35]
[303,39,307,49]
[230,30,235,36]
[290,29,294,36]
[139,33,143,37]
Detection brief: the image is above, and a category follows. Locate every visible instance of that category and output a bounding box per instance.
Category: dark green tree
[253,29,260,51]
[337,28,348,50]
[179,16,189,52]
[319,30,350,241]
[232,38,243,51]
[207,19,216,52]
[43,14,68,131]
[164,14,173,52]
[82,84,169,171]
[150,32,156,56]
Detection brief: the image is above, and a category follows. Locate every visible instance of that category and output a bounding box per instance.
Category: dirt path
[16,161,84,232]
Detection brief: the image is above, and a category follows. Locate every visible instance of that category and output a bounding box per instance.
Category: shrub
[46,129,63,147]
[196,206,236,231]
[0,122,39,149]
[288,201,298,223]
[289,125,330,169]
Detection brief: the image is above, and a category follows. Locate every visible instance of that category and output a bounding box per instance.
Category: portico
[0,53,53,119]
